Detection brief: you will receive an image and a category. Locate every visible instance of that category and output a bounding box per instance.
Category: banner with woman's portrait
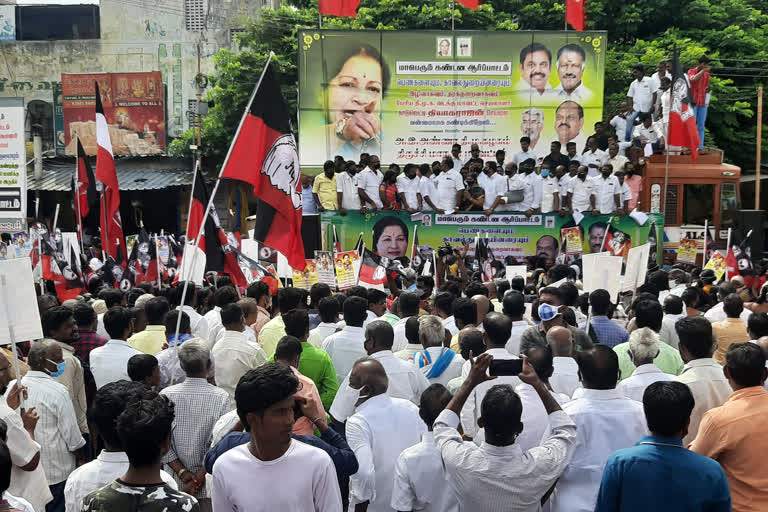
[298,29,606,165]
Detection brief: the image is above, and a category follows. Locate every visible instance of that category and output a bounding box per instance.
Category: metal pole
[451,0,455,30]
[756,86,763,210]
[725,227,732,282]
[0,275,23,409]
[155,234,162,291]
[703,218,708,265]
[73,135,85,256]
[598,216,614,252]
[662,146,670,220]
[196,42,203,175]
[172,53,275,349]
[318,12,322,28]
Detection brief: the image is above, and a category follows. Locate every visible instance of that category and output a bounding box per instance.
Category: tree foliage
[169,0,768,170]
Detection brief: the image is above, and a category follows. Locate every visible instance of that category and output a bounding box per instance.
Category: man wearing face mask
[556,165,571,216]
[41,307,88,436]
[337,160,362,216]
[357,155,384,212]
[396,163,422,213]
[567,165,595,215]
[591,164,623,216]
[623,161,643,211]
[6,340,86,511]
[312,160,338,212]
[479,161,506,216]
[520,287,594,354]
[329,321,429,423]
[540,163,561,214]
[520,158,542,218]
[345,358,425,512]
[498,162,523,212]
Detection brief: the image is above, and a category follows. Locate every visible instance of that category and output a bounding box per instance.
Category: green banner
[321,211,663,266]
[299,30,607,166]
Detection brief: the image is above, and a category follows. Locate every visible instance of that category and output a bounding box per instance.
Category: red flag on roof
[318,0,360,17]
[94,82,125,261]
[219,63,305,270]
[566,0,586,30]
[668,50,700,162]
[456,0,479,9]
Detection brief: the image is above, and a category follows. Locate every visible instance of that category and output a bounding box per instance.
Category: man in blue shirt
[595,381,731,511]
[587,289,629,347]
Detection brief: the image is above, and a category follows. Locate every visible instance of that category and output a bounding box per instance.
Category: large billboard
[62,72,165,156]
[0,99,26,220]
[321,211,662,265]
[298,30,606,165]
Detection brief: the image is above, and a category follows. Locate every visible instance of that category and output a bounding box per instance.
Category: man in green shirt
[615,299,684,380]
[277,309,339,410]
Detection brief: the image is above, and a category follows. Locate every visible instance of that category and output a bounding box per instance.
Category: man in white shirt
[512,136,538,166]
[204,286,240,348]
[9,341,86,511]
[434,157,465,213]
[478,161,507,216]
[704,282,753,324]
[344,359,425,511]
[547,326,582,397]
[0,355,51,512]
[412,316,465,386]
[614,169,632,212]
[632,113,665,151]
[591,164,622,215]
[520,160,542,216]
[89,307,143,389]
[307,296,340,348]
[172,285,211,343]
[673,317,733,444]
[434,292,459,336]
[211,363,342,511]
[397,164,422,213]
[566,141,581,164]
[551,345,647,512]
[450,144,465,172]
[617,328,673,401]
[554,43,593,102]
[95,289,126,338]
[64,381,177,512]
[419,163,440,211]
[211,303,268,399]
[322,296,368,384]
[435,352,577,511]
[556,164,572,212]
[336,161,361,215]
[391,384,459,512]
[605,143,628,175]
[460,313,550,450]
[539,164,560,213]
[625,64,659,140]
[329,320,430,422]
[357,155,384,210]
[392,292,422,353]
[502,291,529,356]
[650,59,669,90]
[567,166,595,214]
[581,136,608,178]
[499,162,529,212]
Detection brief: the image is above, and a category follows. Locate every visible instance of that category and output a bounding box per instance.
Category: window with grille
[664,185,678,224]
[184,0,205,31]
[188,99,197,128]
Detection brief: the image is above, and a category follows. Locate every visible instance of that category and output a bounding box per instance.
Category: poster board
[0,258,44,344]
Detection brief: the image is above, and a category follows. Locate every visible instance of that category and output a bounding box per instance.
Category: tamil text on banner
[335,251,360,290]
[293,260,319,290]
[0,99,26,220]
[62,72,165,156]
[321,211,663,266]
[315,251,338,288]
[298,30,606,165]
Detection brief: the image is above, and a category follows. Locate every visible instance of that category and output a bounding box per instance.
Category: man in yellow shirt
[712,294,750,365]
[128,296,169,355]
[258,287,306,358]
[312,161,338,211]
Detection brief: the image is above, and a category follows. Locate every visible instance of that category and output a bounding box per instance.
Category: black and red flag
[142,236,159,285]
[95,81,126,261]
[358,248,387,291]
[318,0,360,17]
[566,0,586,30]
[219,64,305,270]
[73,137,98,239]
[668,50,701,162]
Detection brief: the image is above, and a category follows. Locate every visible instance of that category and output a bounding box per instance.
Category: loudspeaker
[732,209,766,258]
[301,214,322,258]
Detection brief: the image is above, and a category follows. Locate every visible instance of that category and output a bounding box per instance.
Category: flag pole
[725,227,732,282]
[155,234,162,291]
[703,218,708,265]
[73,134,86,256]
[172,52,275,350]
[598,216,614,252]
[100,190,108,263]
[451,0,455,30]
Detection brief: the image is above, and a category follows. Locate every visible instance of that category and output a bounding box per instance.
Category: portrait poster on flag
[10,232,32,259]
[156,236,170,264]
[126,234,138,257]
[292,260,318,290]
[315,251,337,288]
[561,227,583,255]
[334,251,360,290]
[704,251,726,280]
[676,238,698,264]
[299,30,606,165]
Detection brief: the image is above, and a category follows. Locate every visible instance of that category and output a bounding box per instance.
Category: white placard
[506,265,527,284]
[276,250,292,278]
[0,101,25,218]
[0,258,43,344]
[178,244,205,285]
[61,232,79,263]
[622,243,651,292]
[582,252,609,295]
[584,253,623,302]
[241,239,260,261]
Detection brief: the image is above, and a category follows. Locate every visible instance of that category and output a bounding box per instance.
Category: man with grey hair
[8,340,86,511]
[547,325,582,397]
[521,107,544,150]
[617,327,673,401]
[412,316,465,386]
[160,339,232,509]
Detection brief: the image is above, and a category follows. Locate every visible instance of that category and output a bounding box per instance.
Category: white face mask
[332,385,369,420]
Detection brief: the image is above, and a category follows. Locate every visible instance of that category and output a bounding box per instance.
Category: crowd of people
[1,244,767,511]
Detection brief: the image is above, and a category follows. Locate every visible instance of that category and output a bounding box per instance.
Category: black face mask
[578,173,587,181]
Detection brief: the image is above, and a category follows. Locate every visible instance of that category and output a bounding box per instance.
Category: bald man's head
[471,295,491,325]
[546,325,574,357]
[349,358,389,399]
[755,336,768,359]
